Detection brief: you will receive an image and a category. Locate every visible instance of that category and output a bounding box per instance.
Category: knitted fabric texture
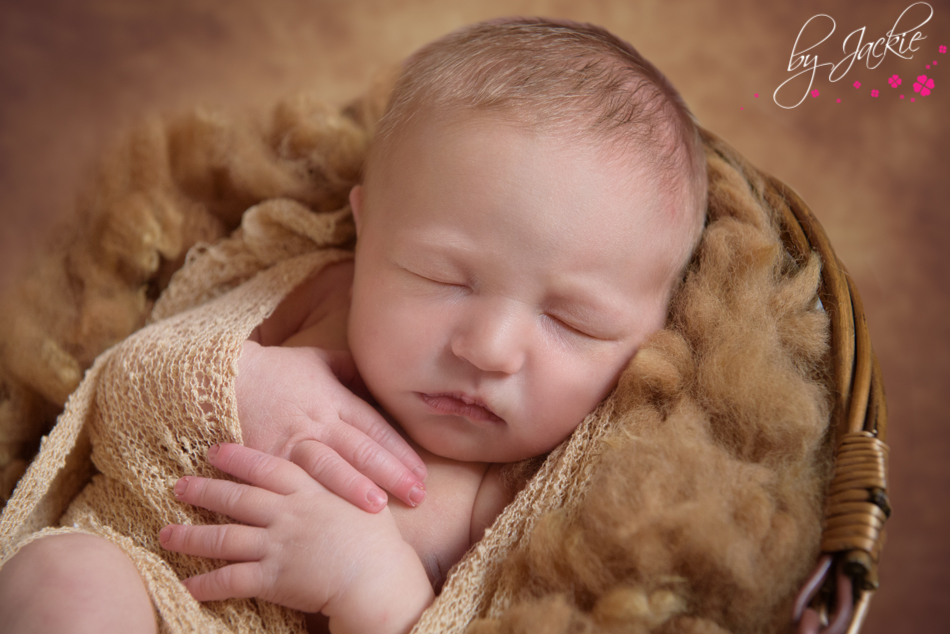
[0,200,355,632]
[0,95,831,634]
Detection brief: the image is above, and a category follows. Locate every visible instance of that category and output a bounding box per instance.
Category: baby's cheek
[353,302,428,389]
[567,352,620,408]
[523,372,590,448]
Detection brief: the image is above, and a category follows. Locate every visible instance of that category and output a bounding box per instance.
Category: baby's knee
[0,533,157,634]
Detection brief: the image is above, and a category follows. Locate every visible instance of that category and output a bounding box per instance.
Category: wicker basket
[704,131,891,634]
[0,112,891,633]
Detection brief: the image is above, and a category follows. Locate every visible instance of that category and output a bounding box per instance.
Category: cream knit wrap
[0,105,832,633]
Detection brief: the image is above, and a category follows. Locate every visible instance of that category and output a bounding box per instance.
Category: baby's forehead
[371,108,662,185]
[367,111,691,270]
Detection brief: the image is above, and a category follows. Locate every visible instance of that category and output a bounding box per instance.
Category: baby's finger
[207,443,307,495]
[289,439,389,512]
[183,562,268,603]
[173,474,278,526]
[339,395,428,484]
[159,524,267,562]
[320,403,426,508]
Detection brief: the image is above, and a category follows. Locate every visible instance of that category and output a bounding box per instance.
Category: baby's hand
[237,340,426,512]
[160,443,434,634]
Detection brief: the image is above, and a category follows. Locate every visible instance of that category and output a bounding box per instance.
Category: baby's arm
[161,443,434,634]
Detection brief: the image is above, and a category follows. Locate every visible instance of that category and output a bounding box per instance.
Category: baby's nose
[450,302,527,375]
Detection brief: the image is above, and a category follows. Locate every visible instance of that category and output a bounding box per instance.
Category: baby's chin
[373,389,569,464]
[399,424,496,464]
[388,413,507,464]
[406,421,562,466]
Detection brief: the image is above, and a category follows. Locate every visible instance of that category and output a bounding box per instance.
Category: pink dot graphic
[853,81,861,89]
[926,65,931,69]
[836,98,841,103]
[900,95,905,99]
[934,61,939,66]
[940,45,947,54]
[754,93,759,98]
[888,75,902,88]
[811,89,820,98]
[914,75,935,97]
[911,97,916,102]
[871,89,879,98]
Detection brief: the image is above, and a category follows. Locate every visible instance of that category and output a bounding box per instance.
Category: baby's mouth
[418,392,505,424]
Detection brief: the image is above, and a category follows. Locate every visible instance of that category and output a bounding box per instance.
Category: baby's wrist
[327,542,434,634]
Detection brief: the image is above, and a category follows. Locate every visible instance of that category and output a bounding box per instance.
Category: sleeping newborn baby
[0,17,707,634]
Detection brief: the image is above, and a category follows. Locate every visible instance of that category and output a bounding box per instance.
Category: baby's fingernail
[174,477,190,497]
[207,444,220,460]
[413,466,428,481]
[159,526,171,545]
[367,489,387,509]
[408,484,426,506]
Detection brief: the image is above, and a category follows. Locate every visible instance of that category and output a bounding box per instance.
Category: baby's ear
[349,185,364,236]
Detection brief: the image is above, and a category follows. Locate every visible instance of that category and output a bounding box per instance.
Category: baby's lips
[420,392,505,424]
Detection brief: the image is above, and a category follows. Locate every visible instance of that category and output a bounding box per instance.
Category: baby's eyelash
[409,269,468,289]
[425,275,465,287]
[545,314,596,339]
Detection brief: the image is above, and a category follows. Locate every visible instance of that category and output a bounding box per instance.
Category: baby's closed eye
[394,256,471,290]
[543,313,600,339]
[541,306,626,343]
[412,270,469,288]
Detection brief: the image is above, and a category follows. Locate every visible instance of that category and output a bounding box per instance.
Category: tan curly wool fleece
[0,89,832,633]
[0,92,371,498]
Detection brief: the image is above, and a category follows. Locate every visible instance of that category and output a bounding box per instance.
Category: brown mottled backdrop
[0,1,947,631]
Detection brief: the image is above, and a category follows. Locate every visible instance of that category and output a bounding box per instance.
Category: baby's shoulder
[256,259,354,348]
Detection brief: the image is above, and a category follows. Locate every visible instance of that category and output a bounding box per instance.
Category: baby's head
[347,18,707,463]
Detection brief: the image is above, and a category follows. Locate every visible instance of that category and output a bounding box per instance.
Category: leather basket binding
[0,79,889,633]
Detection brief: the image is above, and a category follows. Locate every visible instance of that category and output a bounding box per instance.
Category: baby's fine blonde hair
[367,17,708,277]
